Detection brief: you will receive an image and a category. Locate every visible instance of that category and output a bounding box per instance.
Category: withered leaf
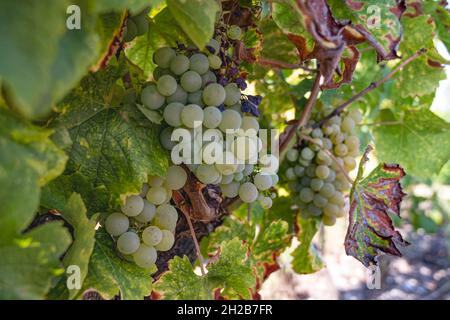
[345,147,409,267]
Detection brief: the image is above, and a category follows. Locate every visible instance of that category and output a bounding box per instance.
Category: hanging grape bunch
[104,166,187,269]
[284,106,363,226]
[138,24,278,209]
[122,8,149,42]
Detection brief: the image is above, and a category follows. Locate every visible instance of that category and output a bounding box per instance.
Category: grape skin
[224,83,241,106]
[105,212,129,236]
[141,85,165,110]
[134,200,156,223]
[121,195,144,217]
[157,75,177,96]
[133,244,157,268]
[170,55,190,75]
[155,230,175,251]
[221,181,240,198]
[238,182,259,203]
[163,102,184,127]
[189,53,209,75]
[146,186,168,205]
[219,109,242,132]
[117,232,140,255]
[203,106,223,129]
[166,165,187,190]
[153,47,176,68]
[142,226,163,246]
[180,71,202,92]
[181,104,204,128]
[203,83,226,106]
[253,173,273,191]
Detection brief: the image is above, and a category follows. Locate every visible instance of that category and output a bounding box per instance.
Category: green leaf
[373,109,450,178]
[91,0,158,14]
[125,8,189,78]
[423,0,450,50]
[291,216,324,274]
[156,238,255,300]
[0,1,123,119]
[50,62,169,211]
[135,103,163,124]
[61,194,98,299]
[0,221,71,299]
[345,149,408,266]
[0,109,67,243]
[80,230,153,300]
[166,0,220,49]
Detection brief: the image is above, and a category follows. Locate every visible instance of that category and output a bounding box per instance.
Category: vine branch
[315,48,427,127]
[279,72,322,153]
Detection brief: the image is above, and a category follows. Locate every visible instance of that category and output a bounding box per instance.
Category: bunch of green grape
[134,30,278,209]
[284,107,363,226]
[122,8,149,42]
[103,165,187,269]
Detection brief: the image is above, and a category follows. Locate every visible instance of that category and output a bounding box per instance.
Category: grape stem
[314,48,427,128]
[279,72,323,153]
[172,190,207,276]
[298,133,354,184]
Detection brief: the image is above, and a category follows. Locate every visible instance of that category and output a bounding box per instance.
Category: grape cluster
[104,165,187,269]
[122,8,149,42]
[285,107,362,226]
[135,28,278,209]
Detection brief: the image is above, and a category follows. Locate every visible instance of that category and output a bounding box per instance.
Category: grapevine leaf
[0,222,71,300]
[166,0,220,49]
[60,194,98,299]
[328,0,405,60]
[0,109,67,243]
[50,61,169,212]
[394,15,446,98]
[423,0,450,50]
[135,103,163,124]
[80,230,154,300]
[203,217,292,298]
[373,109,450,178]
[291,216,324,274]
[156,238,255,300]
[0,1,123,119]
[90,0,161,14]
[345,148,408,266]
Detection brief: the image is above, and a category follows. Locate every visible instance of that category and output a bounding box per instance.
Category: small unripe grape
[146,186,168,205]
[234,172,244,181]
[254,173,273,191]
[153,47,176,68]
[301,147,315,161]
[219,109,242,132]
[313,194,328,208]
[142,226,163,246]
[299,188,314,203]
[153,67,171,81]
[133,14,149,36]
[240,116,259,135]
[189,53,209,75]
[238,182,259,203]
[203,83,226,106]
[224,83,241,106]
[141,85,165,110]
[307,203,322,216]
[323,203,339,217]
[341,116,355,133]
[287,149,299,162]
[187,90,204,107]
[334,144,348,157]
[196,164,220,184]
[206,38,220,55]
[180,71,202,92]
[294,165,305,177]
[349,109,363,123]
[306,164,317,178]
[202,71,217,87]
[121,195,144,217]
[166,85,188,104]
[221,174,234,185]
[310,178,324,192]
[163,102,184,127]
[181,104,204,128]
[135,200,156,223]
[311,128,323,138]
[155,230,175,251]
[154,204,178,231]
[221,181,240,198]
[160,127,176,151]
[259,196,273,209]
[323,214,337,226]
[148,175,164,187]
[166,165,188,190]
[227,25,242,40]
[105,212,129,236]
[345,136,360,151]
[208,54,222,69]
[319,183,335,198]
[343,156,356,171]
[117,232,140,255]
[170,55,190,75]
[157,75,177,96]
[133,244,157,268]
[286,167,297,181]
[315,165,330,180]
[203,106,223,129]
